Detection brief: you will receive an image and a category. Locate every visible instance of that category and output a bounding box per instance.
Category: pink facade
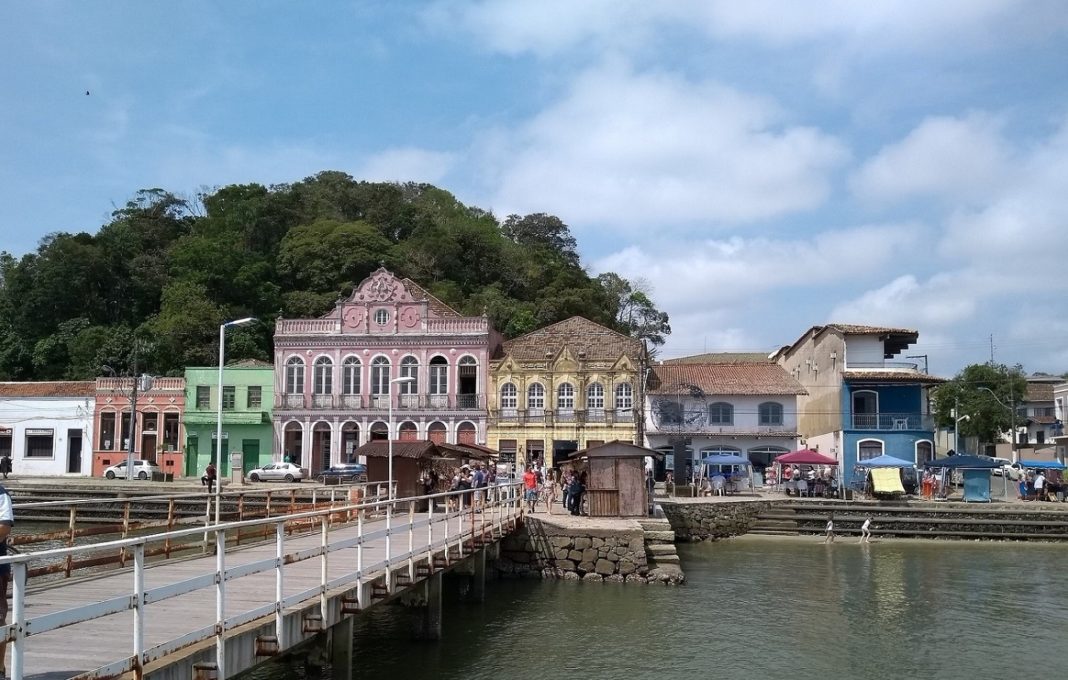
[273,269,500,474]
[92,377,186,477]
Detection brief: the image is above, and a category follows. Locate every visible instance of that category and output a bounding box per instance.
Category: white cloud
[851,113,1012,202]
[356,147,456,184]
[482,62,848,229]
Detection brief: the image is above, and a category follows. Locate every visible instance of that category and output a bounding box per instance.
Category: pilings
[413,570,443,640]
[330,616,354,680]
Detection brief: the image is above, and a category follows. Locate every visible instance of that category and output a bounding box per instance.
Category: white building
[0,382,95,476]
[643,357,806,481]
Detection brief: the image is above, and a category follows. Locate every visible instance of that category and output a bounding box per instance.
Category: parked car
[247,462,309,483]
[103,459,161,480]
[316,463,367,484]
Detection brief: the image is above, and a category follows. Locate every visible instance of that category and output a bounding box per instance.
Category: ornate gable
[349,268,415,304]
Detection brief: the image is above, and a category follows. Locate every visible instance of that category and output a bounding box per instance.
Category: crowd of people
[1017,468,1066,502]
[522,462,588,516]
[771,465,838,497]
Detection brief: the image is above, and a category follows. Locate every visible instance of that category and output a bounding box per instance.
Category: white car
[247,462,309,483]
[103,459,161,480]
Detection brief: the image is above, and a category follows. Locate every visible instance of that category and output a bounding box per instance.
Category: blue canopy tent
[924,455,998,502]
[855,455,914,468]
[699,454,754,494]
[1019,460,1066,470]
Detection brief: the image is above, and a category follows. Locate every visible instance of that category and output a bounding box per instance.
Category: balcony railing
[456,394,481,410]
[277,392,486,411]
[851,413,934,431]
[341,394,363,409]
[311,394,333,408]
[647,422,793,435]
[490,408,636,426]
[847,361,921,371]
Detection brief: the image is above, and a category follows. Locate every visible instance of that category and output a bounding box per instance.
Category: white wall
[844,336,885,364]
[644,393,799,432]
[0,397,93,476]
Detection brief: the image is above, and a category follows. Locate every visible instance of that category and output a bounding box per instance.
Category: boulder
[573,537,592,550]
[594,558,615,575]
[582,573,604,582]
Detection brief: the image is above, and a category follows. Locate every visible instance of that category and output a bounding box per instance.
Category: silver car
[103,459,161,480]
[247,462,309,483]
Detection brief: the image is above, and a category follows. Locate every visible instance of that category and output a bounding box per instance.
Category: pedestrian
[860,515,872,543]
[0,479,14,674]
[1034,471,1047,501]
[522,465,538,513]
[0,455,10,480]
[824,513,835,544]
[569,472,585,516]
[201,462,217,493]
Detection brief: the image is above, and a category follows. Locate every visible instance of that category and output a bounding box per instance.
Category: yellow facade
[486,317,644,468]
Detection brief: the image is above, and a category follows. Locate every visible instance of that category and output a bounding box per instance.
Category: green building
[183,361,275,477]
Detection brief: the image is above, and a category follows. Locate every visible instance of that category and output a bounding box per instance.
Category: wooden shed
[353,440,438,499]
[568,440,660,517]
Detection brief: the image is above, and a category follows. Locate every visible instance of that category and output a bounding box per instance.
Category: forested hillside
[0,172,669,379]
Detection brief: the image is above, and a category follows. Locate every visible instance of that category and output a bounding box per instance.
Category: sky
[3,1,1068,377]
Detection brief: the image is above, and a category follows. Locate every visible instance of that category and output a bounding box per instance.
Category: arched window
[500,383,518,411]
[285,357,305,394]
[557,383,575,410]
[858,439,883,461]
[527,383,545,411]
[370,356,390,395]
[614,383,633,411]
[342,357,361,395]
[429,356,448,395]
[457,356,477,409]
[313,357,333,394]
[708,402,733,425]
[399,356,419,394]
[852,390,879,429]
[759,402,783,426]
[916,440,934,465]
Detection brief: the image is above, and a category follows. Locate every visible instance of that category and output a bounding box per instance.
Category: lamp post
[387,376,416,500]
[979,386,1018,463]
[216,318,256,525]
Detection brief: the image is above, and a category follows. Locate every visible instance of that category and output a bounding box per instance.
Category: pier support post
[330,616,354,680]
[470,549,486,603]
[415,571,443,640]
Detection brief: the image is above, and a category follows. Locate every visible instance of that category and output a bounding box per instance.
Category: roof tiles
[500,316,642,362]
[0,381,96,398]
[648,363,806,396]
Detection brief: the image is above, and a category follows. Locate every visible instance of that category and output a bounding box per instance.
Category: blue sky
[4,1,1068,376]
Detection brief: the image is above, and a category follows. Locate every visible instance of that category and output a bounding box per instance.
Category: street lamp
[216,317,256,525]
[387,376,416,500]
[979,386,1019,463]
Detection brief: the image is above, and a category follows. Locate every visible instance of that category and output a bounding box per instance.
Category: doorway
[67,429,82,473]
[242,439,260,475]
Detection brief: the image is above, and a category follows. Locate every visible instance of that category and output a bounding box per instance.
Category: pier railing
[0,483,522,680]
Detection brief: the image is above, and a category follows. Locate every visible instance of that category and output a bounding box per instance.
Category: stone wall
[493,517,652,583]
[660,499,774,541]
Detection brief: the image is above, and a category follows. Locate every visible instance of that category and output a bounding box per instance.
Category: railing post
[65,506,76,578]
[384,502,392,592]
[442,493,450,564]
[458,493,465,555]
[216,528,227,679]
[120,501,131,567]
[203,493,212,555]
[407,500,415,582]
[236,494,245,546]
[320,516,329,622]
[11,562,26,680]
[356,508,364,609]
[133,544,145,672]
[275,522,285,649]
[427,493,434,566]
[165,498,176,557]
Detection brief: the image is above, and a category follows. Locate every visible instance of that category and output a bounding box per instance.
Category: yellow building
[487,317,646,468]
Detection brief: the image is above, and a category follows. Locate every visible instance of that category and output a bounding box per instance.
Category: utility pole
[1010,381,1018,464]
[126,346,139,481]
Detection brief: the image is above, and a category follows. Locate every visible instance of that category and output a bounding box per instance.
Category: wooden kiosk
[567,440,660,517]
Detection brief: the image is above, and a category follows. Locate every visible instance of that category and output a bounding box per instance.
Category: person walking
[201,462,217,493]
[0,455,11,480]
[860,515,872,543]
[824,513,835,544]
[522,465,538,513]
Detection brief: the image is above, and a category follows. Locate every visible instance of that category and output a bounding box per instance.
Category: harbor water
[248,536,1068,679]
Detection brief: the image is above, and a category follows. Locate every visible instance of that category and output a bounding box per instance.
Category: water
[247,537,1068,679]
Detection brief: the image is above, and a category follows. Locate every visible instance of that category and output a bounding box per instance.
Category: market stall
[698,453,754,494]
[773,449,839,497]
[923,455,999,502]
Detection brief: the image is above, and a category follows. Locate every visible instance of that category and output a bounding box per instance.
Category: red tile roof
[842,370,946,384]
[0,381,96,398]
[352,440,438,459]
[401,278,461,318]
[648,363,806,396]
[1026,383,1055,402]
[662,352,773,364]
[500,316,642,362]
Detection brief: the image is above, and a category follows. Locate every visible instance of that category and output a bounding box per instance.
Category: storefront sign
[0,427,11,436]
[25,428,54,436]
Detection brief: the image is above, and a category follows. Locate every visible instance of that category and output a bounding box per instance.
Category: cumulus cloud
[481,62,848,230]
[851,113,1012,203]
[357,147,456,184]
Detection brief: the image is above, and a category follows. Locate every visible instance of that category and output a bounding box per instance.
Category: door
[67,429,82,473]
[242,439,260,475]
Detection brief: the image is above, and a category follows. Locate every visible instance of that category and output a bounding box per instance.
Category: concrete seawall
[659,498,775,541]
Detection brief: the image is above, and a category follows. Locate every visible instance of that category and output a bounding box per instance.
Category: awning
[871,467,905,494]
[923,455,998,470]
[183,412,268,425]
[856,454,913,468]
[775,449,839,465]
[701,454,752,467]
[1020,460,1066,470]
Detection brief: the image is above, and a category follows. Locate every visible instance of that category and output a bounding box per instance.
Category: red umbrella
[774,449,839,466]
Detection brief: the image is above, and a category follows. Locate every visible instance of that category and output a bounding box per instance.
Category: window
[142,412,158,432]
[222,386,236,410]
[916,441,933,464]
[500,383,518,410]
[527,383,545,410]
[708,402,733,425]
[429,356,448,395]
[163,413,180,450]
[313,357,333,394]
[247,386,262,409]
[0,432,9,459]
[858,440,883,461]
[557,383,575,410]
[657,400,683,425]
[586,383,604,410]
[285,357,305,394]
[759,402,784,426]
[196,385,210,409]
[342,357,361,394]
[371,356,390,395]
[374,309,389,325]
[399,356,419,393]
[99,413,116,450]
[25,429,54,458]
[615,383,633,411]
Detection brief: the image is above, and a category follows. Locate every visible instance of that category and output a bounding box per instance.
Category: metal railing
[490,408,636,426]
[0,483,522,680]
[851,413,934,430]
[847,361,921,371]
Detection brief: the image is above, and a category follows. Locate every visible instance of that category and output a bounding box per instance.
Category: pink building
[273,268,501,474]
[92,376,186,478]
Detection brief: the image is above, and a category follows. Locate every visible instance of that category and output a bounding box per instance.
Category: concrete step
[646,543,678,556]
[649,554,680,564]
[642,530,676,543]
[638,519,673,531]
[748,529,800,536]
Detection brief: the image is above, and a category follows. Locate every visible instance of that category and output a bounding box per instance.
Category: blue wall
[842,383,923,419]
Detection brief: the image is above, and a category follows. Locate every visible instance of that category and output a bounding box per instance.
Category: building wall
[777,331,846,437]
[183,366,275,477]
[487,352,639,467]
[0,397,93,475]
[843,336,884,364]
[92,377,186,477]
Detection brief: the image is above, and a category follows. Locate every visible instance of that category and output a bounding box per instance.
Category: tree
[597,273,672,349]
[501,213,580,266]
[933,362,1028,448]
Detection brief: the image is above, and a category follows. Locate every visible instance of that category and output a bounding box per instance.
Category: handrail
[1,482,523,680]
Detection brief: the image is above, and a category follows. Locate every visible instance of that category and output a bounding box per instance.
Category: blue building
[774,324,944,484]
